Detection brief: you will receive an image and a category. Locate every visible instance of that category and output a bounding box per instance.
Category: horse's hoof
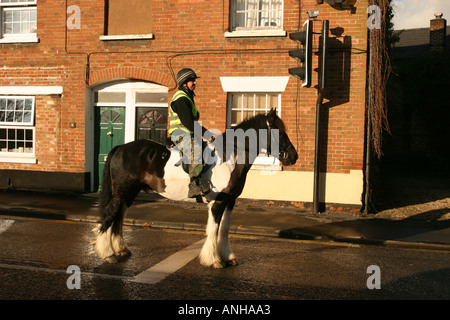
[212,261,225,269]
[226,259,238,267]
[118,248,131,257]
[104,255,118,263]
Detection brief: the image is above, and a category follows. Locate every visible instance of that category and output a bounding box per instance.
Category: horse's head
[266,109,298,166]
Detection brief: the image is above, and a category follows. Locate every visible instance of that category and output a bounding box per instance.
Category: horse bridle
[265,119,295,165]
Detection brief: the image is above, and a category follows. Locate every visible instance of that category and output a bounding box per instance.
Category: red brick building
[0,0,369,206]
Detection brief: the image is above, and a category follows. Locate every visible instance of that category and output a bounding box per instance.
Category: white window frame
[0,0,38,43]
[0,95,36,162]
[226,0,286,38]
[0,96,35,126]
[227,92,281,128]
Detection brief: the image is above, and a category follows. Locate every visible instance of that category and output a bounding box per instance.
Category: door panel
[94,107,125,191]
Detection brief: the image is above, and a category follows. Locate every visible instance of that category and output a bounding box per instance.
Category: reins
[265,118,272,157]
[265,117,294,165]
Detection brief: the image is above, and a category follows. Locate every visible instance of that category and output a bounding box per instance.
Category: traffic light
[288,19,313,87]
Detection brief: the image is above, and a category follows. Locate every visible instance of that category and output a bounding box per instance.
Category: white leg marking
[111,229,127,254]
[199,201,222,267]
[95,226,115,259]
[217,208,235,262]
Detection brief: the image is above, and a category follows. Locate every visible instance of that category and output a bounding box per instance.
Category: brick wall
[0,0,369,196]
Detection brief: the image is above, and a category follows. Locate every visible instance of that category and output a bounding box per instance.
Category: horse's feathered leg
[96,183,142,262]
[110,201,131,258]
[95,196,127,262]
[199,200,227,268]
[95,147,122,262]
[95,222,116,262]
[218,200,237,266]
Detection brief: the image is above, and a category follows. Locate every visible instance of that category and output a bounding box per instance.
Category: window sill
[0,156,37,164]
[251,164,282,172]
[99,34,154,41]
[224,30,286,38]
[0,86,63,95]
[0,36,39,44]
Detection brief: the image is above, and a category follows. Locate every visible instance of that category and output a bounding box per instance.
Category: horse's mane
[233,111,286,132]
[211,111,286,157]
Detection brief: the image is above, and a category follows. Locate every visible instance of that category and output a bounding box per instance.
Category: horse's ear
[267,108,277,122]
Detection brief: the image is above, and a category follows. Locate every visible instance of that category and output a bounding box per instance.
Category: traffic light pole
[313,87,325,213]
[312,20,329,214]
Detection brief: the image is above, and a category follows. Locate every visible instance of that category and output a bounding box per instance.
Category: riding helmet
[176,68,200,87]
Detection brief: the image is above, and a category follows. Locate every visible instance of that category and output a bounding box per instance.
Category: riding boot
[198,177,211,194]
[188,177,203,198]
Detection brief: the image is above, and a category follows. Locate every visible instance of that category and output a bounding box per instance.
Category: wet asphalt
[0,189,449,250]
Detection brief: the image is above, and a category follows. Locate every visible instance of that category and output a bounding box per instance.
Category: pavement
[0,189,450,250]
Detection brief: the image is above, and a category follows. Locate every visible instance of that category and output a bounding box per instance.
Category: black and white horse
[95,109,298,268]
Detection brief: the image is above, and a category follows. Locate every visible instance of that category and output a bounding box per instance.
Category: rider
[169,68,210,198]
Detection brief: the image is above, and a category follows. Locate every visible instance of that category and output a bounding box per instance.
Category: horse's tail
[99,145,121,232]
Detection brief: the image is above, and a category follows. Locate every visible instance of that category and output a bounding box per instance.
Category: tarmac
[0,189,450,251]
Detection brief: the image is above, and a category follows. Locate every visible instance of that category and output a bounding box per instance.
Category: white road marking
[0,219,14,235]
[133,238,205,284]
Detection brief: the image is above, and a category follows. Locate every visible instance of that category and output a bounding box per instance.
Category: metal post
[312,20,329,214]
[312,89,324,214]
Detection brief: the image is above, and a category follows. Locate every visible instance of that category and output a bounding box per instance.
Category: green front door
[94,107,125,191]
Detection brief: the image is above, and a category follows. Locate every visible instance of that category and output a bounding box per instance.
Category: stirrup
[196,176,211,195]
[200,181,210,194]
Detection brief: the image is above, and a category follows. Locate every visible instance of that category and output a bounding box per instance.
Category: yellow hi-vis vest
[169,90,199,135]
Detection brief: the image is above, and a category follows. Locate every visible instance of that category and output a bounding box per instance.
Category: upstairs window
[0,0,37,43]
[230,0,283,31]
[228,92,279,127]
[101,0,153,40]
